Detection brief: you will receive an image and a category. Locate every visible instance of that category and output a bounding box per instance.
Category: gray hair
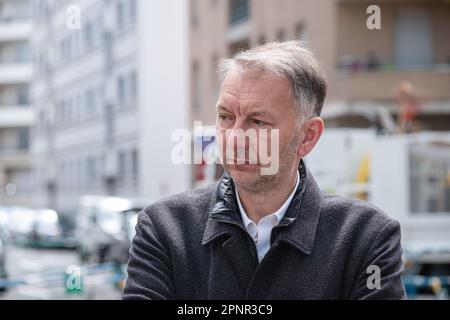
[218,41,327,124]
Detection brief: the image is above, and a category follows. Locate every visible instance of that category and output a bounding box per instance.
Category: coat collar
[202,159,322,256]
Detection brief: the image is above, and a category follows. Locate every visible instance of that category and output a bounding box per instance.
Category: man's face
[215,67,301,193]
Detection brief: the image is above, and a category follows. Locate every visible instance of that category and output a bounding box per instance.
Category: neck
[236,166,299,224]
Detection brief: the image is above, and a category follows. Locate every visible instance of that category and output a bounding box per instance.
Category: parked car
[27,209,64,248]
[5,207,74,248]
[75,196,149,264]
[6,207,36,244]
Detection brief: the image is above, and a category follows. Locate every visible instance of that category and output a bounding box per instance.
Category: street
[0,244,123,300]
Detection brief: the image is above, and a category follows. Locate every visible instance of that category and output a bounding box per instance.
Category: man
[123,41,406,300]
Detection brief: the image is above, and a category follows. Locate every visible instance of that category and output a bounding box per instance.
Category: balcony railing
[0,63,32,84]
[0,14,32,23]
[0,106,33,127]
[337,53,450,74]
[0,147,29,156]
[0,19,32,41]
[335,68,450,101]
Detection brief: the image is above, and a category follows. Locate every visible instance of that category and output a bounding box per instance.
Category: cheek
[280,130,299,152]
[260,129,284,154]
[216,130,228,155]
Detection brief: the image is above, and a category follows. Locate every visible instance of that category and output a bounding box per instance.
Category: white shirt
[236,170,300,262]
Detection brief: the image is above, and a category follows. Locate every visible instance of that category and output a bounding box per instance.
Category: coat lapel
[202,159,323,293]
[202,172,258,292]
[271,163,322,255]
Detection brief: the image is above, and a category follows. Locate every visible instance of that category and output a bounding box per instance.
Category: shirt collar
[236,169,300,228]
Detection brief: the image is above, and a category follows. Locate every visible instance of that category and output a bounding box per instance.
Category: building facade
[31,0,190,215]
[0,0,33,207]
[189,0,450,130]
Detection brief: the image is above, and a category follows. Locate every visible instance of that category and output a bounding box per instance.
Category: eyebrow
[217,105,274,120]
[216,105,232,113]
[247,110,273,118]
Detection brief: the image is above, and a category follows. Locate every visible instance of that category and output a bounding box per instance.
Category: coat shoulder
[319,192,400,235]
[140,183,217,225]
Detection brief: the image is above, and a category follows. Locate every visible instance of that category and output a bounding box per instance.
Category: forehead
[218,67,294,114]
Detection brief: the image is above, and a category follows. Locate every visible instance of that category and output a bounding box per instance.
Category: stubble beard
[228,129,301,196]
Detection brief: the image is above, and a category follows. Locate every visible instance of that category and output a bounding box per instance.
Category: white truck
[305,128,450,298]
[192,125,450,296]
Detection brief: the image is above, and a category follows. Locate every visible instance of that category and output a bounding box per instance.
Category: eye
[252,119,267,126]
[218,114,233,121]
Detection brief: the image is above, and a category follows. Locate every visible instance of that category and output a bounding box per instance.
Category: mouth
[225,160,260,171]
[225,158,259,165]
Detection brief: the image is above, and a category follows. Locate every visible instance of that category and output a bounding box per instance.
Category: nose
[227,120,250,150]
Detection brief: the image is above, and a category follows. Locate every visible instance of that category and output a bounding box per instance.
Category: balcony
[336,68,450,101]
[0,105,33,127]
[0,63,32,84]
[335,0,450,101]
[0,148,30,168]
[0,19,32,42]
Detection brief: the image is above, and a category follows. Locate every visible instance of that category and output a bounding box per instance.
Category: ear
[297,117,324,157]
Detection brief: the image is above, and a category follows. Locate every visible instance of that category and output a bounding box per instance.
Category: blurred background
[0,0,449,299]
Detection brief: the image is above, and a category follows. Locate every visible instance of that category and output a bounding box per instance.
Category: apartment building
[0,0,33,206]
[189,0,450,130]
[31,0,189,215]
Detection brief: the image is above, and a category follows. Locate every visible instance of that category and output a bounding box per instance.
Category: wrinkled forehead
[217,67,294,115]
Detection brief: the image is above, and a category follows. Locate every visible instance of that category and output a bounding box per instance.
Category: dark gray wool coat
[123,160,406,300]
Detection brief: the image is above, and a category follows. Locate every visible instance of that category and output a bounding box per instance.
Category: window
[105,104,114,143]
[192,62,200,112]
[38,110,46,130]
[15,41,30,63]
[395,8,433,68]
[211,53,219,92]
[75,93,82,120]
[68,160,75,191]
[59,39,65,63]
[60,162,67,190]
[66,36,73,60]
[76,158,83,191]
[86,156,97,185]
[129,71,137,101]
[116,0,135,30]
[116,72,136,106]
[97,85,104,110]
[58,100,65,123]
[117,76,126,105]
[85,88,96,115]
[17,86,29,105]
[410,143,450,214]
[118,151,126,182]
[84,21,94,49]
[66,97,73,122]
[191,0,199,27]
[18,128,29,149]
[117,1,125,29]
[131,149,138,186]
[129,0,136,24]
[74,30,82,56]
[229,0,249,25]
